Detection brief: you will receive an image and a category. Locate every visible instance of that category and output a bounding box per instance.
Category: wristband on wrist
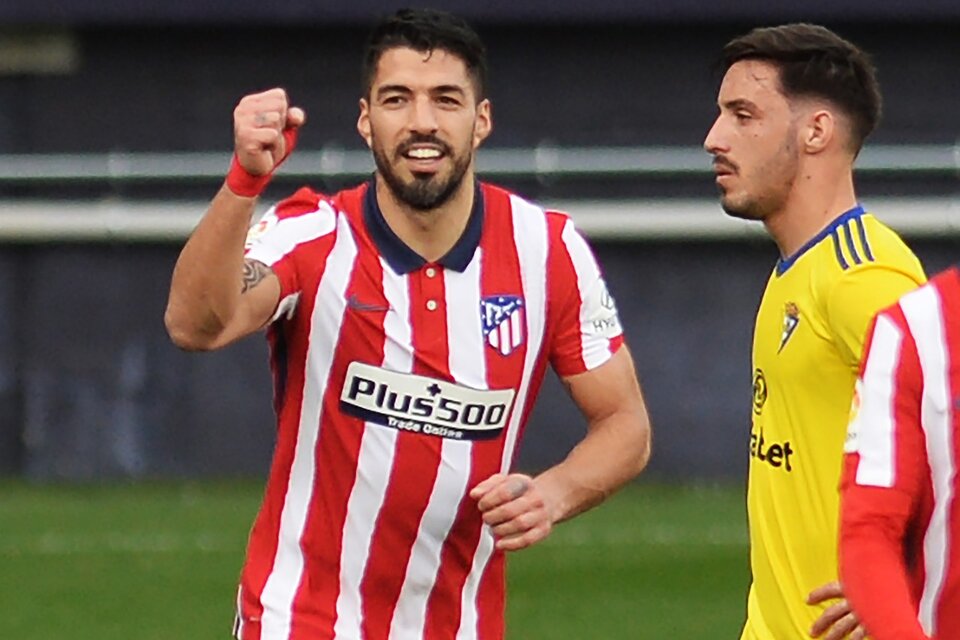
[225,155,272,198]
[225,127,300,198]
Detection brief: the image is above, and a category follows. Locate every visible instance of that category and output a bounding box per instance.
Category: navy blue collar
[363,180,484,275]
[776,204,865,276]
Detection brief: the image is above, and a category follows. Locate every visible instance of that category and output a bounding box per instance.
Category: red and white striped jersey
[234,180,624,640]
[840,266,960,640]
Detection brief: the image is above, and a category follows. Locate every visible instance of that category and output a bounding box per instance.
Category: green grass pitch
[0,480,748,639]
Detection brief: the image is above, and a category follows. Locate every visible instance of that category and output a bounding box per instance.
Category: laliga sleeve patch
[581,278,621,339]
[245,209,279,249]
[843,377,863,453]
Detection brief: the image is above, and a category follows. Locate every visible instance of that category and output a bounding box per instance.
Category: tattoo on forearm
[241,259,271,293]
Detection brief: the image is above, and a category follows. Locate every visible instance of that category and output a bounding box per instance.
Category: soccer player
[703,23,926,640]
[840,264,960,640]
[164,9,652,640]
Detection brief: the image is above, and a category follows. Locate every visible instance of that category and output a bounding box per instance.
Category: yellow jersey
[741,206,925,639]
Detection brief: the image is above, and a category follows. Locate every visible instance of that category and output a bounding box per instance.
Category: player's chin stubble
[373,146,470,212]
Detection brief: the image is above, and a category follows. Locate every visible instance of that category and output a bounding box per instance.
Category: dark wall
[0,237,954,481]
[3,0,959,24]
[0,22,956,156]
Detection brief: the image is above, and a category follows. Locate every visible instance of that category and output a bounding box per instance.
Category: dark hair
[362,8,488,101]
[720,23,881,153]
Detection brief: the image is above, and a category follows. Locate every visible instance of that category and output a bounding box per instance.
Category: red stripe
[936,268,960,637]
[475,189,529,639]
[889,304,932,609]
[544,211,589,376]
[476,558,506,640]
[359,258,450,640]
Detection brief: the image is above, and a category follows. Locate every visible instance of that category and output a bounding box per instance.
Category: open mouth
[399,145,447,176]
[397,136,451,170]
[404,147,444,161]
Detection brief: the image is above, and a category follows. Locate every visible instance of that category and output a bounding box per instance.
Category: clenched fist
[471,473,557,551]
[233,88,306,177]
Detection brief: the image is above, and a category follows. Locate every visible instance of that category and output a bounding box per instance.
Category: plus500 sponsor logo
[339,362,516,440]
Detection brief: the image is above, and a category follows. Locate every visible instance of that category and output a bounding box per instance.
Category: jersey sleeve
[826,265,924,368]
[839,309,930,640]
[547,216,624,377]
[244,187,336,322]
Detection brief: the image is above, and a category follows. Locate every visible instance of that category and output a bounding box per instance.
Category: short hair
[362,8,488,101]
[720,23,882,153]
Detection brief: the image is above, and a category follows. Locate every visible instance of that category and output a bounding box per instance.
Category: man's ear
[803,108,836,155]
[473,99,492,149]
[357,98,372,148]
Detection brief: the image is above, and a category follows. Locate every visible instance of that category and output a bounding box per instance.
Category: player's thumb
[287,107,306,128]
[470,473,506,500]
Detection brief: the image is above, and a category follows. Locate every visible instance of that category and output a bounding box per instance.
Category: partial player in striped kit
[840,265,960,640]
[164,8,652,640]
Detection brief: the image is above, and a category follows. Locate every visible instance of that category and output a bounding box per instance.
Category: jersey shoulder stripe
[829,228,852,270]
[853,215,876,261]
[841,220,868,266]
[856,214,913,262]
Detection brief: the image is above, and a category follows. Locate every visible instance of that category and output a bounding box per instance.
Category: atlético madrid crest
[480,295,525,356]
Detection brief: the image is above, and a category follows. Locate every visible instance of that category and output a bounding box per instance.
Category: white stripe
[245,201,338,267]
[270,293,302,324]
[488,323,499,350]
[456,195,549,640]
[561,219,612,370]
[389,254,484,638]
[510,309,522,348]
[855,314,903,487]
[501,197,549,468]
[234,585,244,639]
[498,322,510,355]
[334,259,411,639]
[446,250,489,391]
[902,284,954,635]
[259,213,357,640]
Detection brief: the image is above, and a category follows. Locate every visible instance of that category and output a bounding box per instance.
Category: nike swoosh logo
[346,294,390,313]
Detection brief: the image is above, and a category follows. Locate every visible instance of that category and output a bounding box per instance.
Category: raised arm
[471,346,652,551]
[165,88,305,351]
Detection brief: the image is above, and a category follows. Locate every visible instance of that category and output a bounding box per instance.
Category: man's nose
[409,95,439,133]
[703,117,726,155]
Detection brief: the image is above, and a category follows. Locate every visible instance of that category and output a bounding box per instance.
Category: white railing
[0,196,956,242]
[0,144,956,241]
[0,143,956,183]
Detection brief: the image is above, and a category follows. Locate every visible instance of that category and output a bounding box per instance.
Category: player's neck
[764,163,858,259]
[375,172,477,263]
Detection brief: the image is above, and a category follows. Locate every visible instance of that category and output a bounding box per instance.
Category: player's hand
[807,581,868,640]
[233,88,306,176]
[470,473,555,551]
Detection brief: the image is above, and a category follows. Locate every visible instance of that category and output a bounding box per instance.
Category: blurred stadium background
[0,1,956,638]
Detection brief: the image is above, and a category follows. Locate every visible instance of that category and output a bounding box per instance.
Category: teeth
[407,148,441,159]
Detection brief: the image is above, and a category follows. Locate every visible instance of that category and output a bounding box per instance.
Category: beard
[718,129,799,222]
[720,187,790,222]
[372,133,472,211]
